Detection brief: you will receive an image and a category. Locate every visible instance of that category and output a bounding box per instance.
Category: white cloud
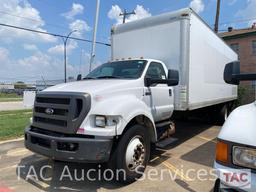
[62,3,84,20]
[236,0,256,26]
[127,5,152,23]
[0,0,56,43]
[69,19,91,37]
[48,19,91,55]
[0,47,9,61]
[0,46,102,82]
[108,5,122,23]
[23,44,38,51]
[48,41,78,55]
[189,0,205,14]
[0,47,81,82]
[108,5,151,25]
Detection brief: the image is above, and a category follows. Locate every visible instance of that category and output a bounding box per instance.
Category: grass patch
[0,93,22,102]
[0,109,32,141]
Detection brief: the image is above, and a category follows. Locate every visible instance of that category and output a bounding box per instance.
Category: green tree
[14,81,27,89]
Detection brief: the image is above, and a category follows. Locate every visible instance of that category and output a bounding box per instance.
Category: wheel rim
[125,136,145,171]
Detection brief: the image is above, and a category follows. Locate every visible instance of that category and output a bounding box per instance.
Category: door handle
[169,89,172,96]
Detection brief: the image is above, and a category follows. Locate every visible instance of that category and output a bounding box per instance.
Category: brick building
[219,26,256,104]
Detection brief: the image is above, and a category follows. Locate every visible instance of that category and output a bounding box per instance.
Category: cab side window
[146,62,166,79]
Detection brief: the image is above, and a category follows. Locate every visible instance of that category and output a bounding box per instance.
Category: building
[0,84,15,92]
[0,83,14,90]
[219,25,256,104]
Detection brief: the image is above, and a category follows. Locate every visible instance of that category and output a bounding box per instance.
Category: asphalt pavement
[0,120,220,192]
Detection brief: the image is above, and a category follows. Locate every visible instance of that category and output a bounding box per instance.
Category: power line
[0,9,109,42]
[0,23,111,46]
[0,10,69,31]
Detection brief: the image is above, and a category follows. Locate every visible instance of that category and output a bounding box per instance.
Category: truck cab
[25,59,179,182]
[214,62,256,192]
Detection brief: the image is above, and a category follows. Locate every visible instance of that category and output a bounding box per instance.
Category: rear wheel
[109,124,150,183]
[219,104,229,123]
[212,103,232,125]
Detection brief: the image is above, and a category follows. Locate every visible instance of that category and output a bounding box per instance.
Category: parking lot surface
[0,121,220,192]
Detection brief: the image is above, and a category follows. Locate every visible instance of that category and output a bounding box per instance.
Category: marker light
[216,140,229,163]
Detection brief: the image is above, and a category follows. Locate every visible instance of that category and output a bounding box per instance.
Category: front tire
[110,124,150,183]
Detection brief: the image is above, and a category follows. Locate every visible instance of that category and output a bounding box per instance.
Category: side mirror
[224,61,240,85]
[144,70,179,87]
[167,69,179,86]
[77,74,82,81]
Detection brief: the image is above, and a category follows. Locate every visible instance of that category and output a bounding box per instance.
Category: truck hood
[43,79,141,95]
[218,102,256,147]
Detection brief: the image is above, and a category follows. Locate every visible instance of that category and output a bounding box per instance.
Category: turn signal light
[216,140,228,163]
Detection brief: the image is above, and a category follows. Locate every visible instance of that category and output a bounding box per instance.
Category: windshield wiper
[96,76,120,79]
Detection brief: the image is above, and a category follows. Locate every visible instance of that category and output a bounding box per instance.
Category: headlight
[95,115,119,128]
[233,146,256,169]
[95,116,106,127]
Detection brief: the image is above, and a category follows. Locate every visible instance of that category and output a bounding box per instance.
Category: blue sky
[0,0,255,83]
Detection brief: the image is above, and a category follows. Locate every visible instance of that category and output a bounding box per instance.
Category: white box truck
[25,8,238,182]
[111,8,238,114]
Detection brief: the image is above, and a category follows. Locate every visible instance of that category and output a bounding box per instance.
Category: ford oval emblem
[45,108,54,115]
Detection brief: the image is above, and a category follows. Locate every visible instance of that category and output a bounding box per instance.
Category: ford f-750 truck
[25,8,238,182]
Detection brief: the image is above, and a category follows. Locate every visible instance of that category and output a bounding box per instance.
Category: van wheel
[110,124,150,183]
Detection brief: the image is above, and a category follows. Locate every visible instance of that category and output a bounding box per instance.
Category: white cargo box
[111,8,238,111]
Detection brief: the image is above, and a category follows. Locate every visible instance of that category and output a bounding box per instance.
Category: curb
[0,137,24,145]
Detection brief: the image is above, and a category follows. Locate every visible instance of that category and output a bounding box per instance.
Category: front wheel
[110,124,150,183]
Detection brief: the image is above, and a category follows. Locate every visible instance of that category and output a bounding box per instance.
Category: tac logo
[219,169,251,189]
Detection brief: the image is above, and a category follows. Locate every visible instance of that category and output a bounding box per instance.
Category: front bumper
[25,127,113,163]
[214,161,256,192]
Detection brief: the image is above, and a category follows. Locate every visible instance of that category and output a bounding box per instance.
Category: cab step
[156,120,176,140]
[156,137,178,148]
[156,120,173,128]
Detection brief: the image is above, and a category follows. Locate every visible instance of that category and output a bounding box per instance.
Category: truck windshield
[85,60,147,79]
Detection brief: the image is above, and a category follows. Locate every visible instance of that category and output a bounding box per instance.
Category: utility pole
[62,30,77,83]
[214,0,221,33]
[89,0,100,72]
[120,9,135,24]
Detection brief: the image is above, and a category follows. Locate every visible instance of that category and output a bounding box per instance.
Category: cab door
[143,62,174,122]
